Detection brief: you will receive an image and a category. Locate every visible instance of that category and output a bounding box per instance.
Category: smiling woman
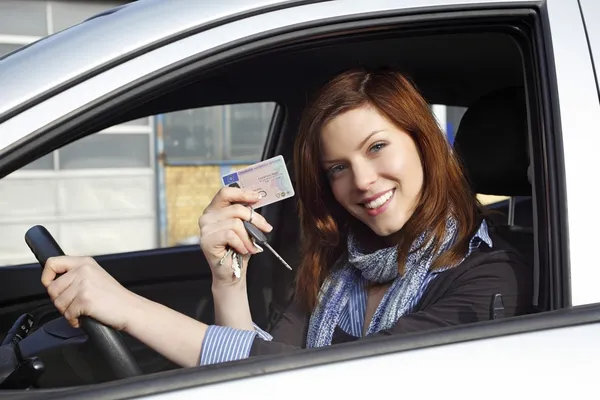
[295,69,488,310]
[201,68,534,358]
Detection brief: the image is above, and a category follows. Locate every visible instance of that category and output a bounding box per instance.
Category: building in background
[0,0,127,56]
[0,0,467,266]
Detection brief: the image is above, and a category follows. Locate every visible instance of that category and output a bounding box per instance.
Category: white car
[0,0,598,398]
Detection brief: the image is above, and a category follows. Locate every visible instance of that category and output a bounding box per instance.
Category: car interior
[0,21,551,391]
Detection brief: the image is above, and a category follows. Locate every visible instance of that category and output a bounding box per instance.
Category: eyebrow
[321,129,386,165]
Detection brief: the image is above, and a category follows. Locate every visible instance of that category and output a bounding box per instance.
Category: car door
[1,0,600,398]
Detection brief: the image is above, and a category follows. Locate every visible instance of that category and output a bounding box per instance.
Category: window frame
[0,4,558,299]
[0,5,562,308]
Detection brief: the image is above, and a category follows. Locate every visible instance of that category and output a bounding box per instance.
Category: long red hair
[293,68,481,311]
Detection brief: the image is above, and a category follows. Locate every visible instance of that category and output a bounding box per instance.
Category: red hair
[293,68,481,311]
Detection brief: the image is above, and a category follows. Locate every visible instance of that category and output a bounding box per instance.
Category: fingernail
[266,224,273,232]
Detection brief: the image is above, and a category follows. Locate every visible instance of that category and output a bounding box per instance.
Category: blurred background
[0,0,502,266]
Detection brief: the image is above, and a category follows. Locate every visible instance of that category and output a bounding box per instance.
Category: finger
[243,207,273,233]
[47,272,76,301]
[62,279,94,329]
[205,219,257,254]
[42,256,94,288]
[53,280,79,318]
[212,229,251,257]
[201,204,272,233]
[63,299,83,329]
[208,187,261,209]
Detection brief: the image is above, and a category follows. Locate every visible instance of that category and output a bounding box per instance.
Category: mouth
[361,189,395,215]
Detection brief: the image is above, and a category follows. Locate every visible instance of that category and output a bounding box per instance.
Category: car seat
[453,86,541,310]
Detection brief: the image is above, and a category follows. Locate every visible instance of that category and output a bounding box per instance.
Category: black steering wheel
[24,225,141,380]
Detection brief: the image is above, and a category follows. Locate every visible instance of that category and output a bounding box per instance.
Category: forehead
[319,106,394,154]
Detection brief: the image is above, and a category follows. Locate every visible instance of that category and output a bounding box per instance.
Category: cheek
[380,154,407,180]
[382,151,423,194]
[329,180,344,202]
[329,178,351,207]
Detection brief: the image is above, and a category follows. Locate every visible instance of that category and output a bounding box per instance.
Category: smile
[363,189,395,210]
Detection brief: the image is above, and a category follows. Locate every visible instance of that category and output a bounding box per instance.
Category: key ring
[218,248,232,267]
[247,205,254,224]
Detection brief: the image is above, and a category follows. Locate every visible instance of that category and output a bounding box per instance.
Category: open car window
[0,102,276,266]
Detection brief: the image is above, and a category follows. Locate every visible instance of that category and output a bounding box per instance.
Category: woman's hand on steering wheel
[41,256,140,331]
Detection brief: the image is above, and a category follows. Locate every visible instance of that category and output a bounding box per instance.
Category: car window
[0,102,276,266]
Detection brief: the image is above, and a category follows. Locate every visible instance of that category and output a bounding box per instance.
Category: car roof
[0,0,306,119]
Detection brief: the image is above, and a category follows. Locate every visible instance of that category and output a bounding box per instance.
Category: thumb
[41,256,91,288]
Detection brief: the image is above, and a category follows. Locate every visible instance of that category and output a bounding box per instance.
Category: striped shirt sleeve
[199,323,273,365]
[253,323,274,341]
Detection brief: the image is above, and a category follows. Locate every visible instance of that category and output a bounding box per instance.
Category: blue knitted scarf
[305,216,459,348]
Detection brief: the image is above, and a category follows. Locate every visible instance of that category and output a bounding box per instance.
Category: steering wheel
[24,225,141,380]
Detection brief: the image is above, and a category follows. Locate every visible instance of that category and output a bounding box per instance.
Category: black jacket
[250,232,533,356]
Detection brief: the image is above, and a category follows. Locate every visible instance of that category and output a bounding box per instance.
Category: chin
[367,223,401,237]
[368,216,409,237]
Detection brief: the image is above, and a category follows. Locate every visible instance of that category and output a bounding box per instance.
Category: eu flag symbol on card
[222,172,239,186]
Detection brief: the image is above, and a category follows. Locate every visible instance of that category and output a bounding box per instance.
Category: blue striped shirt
[200,221,492,365]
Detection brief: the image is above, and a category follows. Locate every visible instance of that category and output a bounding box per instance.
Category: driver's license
[221,155,295,210]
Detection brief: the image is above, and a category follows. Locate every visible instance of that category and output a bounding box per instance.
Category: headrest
[453,87,530,196]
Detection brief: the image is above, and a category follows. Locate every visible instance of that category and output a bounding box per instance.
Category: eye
[326,164,346,177]
[369,142,387,153]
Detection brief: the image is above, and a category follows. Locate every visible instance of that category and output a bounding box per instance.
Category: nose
[352,161,377,191]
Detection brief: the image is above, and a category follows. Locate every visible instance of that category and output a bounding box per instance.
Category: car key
[243,220,292,271]
[218,248,233,266]
[235,250,246,279]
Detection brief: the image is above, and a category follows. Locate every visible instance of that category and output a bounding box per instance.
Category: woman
[41,69,532,368]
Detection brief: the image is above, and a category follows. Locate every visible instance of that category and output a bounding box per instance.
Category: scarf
[305,216,460,348]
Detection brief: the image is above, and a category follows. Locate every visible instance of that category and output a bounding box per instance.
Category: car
[0,0,599,398]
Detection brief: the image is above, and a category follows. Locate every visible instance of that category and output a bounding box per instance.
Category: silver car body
[0,0,599,397]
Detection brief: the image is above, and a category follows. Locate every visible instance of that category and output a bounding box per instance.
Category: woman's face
[320,105,424,237]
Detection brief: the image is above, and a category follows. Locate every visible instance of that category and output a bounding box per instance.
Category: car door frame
[0,0,564,318]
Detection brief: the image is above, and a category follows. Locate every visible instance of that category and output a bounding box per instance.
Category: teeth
[364,190,393,209]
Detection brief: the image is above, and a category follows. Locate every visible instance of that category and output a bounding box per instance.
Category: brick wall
[165,165,250,245]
